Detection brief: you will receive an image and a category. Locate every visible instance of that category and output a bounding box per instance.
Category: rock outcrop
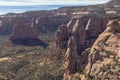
[36,16,69,33]
[9,18,44,46]
[82,19,120,80]
[64,36,78,80]
[0,17,13,35]
[10,18,38,40]
[70,18,87,54]
[62,19,120,80]
[65,36,78,74]
[54,24,69,59]
[55,24,69,49]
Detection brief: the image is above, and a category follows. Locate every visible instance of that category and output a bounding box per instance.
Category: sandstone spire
[64,36,78,80]
[65,36,78,74]
[55,24,69,49]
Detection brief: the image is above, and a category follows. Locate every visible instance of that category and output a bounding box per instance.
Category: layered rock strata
[10,18,38,40]
[9,18,41,45]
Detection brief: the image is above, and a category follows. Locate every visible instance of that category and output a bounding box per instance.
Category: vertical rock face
[0,17,13,35]
[85,17,102,38]
[65,36,77,74]
[36,16,69,33]
[9,18,41,45]
[64,36,78,80]
[65,36,78,74]
[10,18,38,40]
[55,24,69,49]
[71,18,87,54]
[67,18,77,32]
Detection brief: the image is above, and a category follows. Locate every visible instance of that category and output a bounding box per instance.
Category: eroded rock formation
[56,16,109,55]
[0,17,13,35]
[55,24,69,49]
[54,24,69,59]
[36,16,69,33]
[64,36,78,80]
[10,18,38,40]
[9,18,43,46]
[65,36,78,74]
[62,19,120,80]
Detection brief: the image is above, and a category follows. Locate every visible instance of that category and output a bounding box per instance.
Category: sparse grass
[0,42,64,80]
[94,59,120,80]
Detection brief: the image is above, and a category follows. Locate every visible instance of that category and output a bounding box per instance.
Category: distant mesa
[9,18,47,46]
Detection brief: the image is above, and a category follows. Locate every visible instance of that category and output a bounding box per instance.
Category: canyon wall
[0,15,69,36]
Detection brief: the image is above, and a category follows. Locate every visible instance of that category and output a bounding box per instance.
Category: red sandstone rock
[63,19,120,80]
[65,36,78,74]
[36,16,69,33]
[55,24,69,49]
[64,36,78,80]
[9,18,39,40]
[84,19,120,79]
[0,17,13,35]
[56,16,109,55]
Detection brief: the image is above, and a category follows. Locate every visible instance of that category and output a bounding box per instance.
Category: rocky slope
[83,19,120,79]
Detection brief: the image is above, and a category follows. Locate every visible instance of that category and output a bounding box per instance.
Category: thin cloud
[1,0,25,2]
[0,0,110,6]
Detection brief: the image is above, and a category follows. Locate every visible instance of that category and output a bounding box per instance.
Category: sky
[0,0,111,6]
